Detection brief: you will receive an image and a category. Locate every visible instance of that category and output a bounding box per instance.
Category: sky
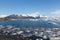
[0,0,60,17]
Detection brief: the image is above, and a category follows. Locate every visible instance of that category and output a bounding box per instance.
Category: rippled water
[0,20,57,27]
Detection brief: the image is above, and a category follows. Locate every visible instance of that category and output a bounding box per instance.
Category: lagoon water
[0,19,57,27]
[0,20,41,27]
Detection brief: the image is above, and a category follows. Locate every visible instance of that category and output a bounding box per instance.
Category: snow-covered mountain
[4,13,49,19]
[5,14,59,21]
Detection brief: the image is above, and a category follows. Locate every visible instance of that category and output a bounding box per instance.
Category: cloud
[0,15,8,18]
[27,12,41,17]
[22,12,44,17]
[51,10,60,14]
